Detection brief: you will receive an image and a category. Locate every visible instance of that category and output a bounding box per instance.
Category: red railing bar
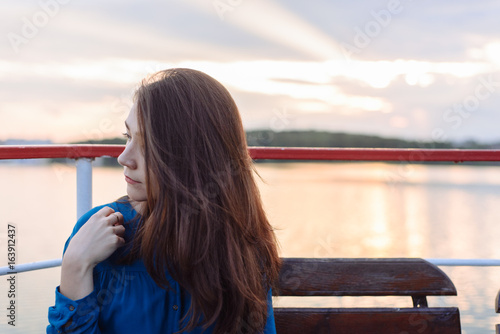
[1,145,500,162]
[249,147,500,162]
[0,145,125,160]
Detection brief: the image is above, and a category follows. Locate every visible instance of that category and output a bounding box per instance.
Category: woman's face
[117,105,148,206]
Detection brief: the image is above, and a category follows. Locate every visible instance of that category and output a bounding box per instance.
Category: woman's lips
[125,175,140,184]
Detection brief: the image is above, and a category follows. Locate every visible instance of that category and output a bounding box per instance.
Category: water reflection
[254,162,500,333]
[255,162,500,261]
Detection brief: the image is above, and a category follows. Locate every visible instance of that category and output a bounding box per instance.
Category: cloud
[2,0,500,142]
[2,2,259,62]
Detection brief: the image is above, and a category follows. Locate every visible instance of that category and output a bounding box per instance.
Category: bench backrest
[274,258,461,334]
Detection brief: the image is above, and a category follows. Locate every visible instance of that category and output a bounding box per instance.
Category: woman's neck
[130,200,146,215]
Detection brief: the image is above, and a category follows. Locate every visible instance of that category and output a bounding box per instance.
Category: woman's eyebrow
[124,121,141,138]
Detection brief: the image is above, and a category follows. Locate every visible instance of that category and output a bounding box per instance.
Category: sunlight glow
[184,0,343,61]
[1,57,490,90]
[484,41,500,65]
[0,100,120,142]
[223,0,343,60]
[403,187,426,257]
[363,187,392,254]
[0,55,494,132]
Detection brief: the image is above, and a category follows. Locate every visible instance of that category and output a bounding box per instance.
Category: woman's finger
[116,236,126,245]
[113,225,126,237]
[99,206,115,217]
[115,212,124,223]
[106,212,123,226]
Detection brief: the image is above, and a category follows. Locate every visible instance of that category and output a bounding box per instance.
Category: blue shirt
[47,201,276,333]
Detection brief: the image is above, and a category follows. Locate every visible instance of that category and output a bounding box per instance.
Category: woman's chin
[126,185,146,200]
[127,190,147,206]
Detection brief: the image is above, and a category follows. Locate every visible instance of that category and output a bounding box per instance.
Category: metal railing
[1,144,500,276]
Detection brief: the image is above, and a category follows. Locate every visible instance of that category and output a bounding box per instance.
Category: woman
[47,68,281,333]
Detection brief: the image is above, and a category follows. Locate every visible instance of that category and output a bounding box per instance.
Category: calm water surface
[1,162,500,333]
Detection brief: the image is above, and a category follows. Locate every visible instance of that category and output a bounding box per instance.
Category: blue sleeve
[46,204,112,333]
[46,287,101,333]
[263,288,277,333]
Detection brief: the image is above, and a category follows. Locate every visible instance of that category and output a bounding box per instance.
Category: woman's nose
[118,147,137,169]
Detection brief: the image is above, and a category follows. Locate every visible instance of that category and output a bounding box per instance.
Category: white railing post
[0,259,62,276]
[76,158,93,219]
[3,258,500,276]
[427,259,500,266]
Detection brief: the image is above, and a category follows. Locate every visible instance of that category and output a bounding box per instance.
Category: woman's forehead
[125,105,138,129]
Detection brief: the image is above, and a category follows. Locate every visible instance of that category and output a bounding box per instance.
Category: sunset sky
[2,0,500,143]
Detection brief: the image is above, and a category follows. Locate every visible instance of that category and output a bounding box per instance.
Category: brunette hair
[126,68,281,333]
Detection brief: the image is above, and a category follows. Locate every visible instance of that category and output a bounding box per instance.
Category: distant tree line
[246,130,458,148]
[37,130,499,166]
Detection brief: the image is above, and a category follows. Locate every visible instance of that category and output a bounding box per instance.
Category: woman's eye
[122,132,131,141]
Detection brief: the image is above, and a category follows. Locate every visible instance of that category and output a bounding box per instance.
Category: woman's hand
[59,207,126,300]
[65,206,126,268]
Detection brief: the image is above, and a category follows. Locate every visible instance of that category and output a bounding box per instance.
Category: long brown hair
[126,68,281,333]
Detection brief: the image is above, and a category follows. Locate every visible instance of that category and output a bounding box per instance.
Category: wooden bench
[274,258,461,334]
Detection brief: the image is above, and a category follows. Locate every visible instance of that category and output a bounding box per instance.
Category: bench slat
[275,307,461,334]
[278,258,457,296]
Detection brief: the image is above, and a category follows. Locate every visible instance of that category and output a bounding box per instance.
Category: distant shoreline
[3,130,500,166]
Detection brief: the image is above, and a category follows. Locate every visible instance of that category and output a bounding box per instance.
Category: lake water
[1,162,500,333]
